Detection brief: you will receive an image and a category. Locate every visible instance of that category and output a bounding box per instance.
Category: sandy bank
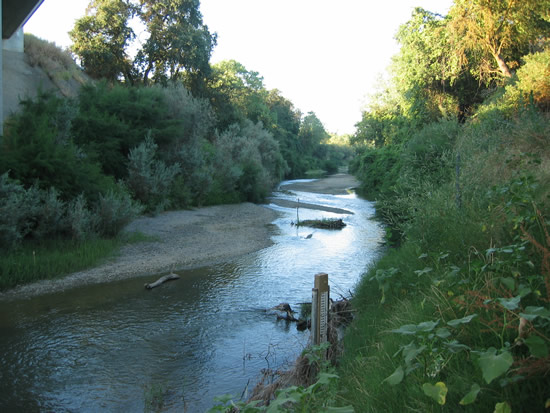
[0,174,360,301]
[280,173,360,195]
[0,203,279,300]
[268,174,360,214]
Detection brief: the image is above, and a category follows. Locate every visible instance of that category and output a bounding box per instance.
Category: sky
[24,0,454,135]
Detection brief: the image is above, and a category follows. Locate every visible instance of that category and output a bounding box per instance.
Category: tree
[299,112,329,157]
[392,8,483,123]
[136,0,216,87]
[448,0,550,81]
[70,0,137,83]
[206,60,270,129]
[70,0,216,91]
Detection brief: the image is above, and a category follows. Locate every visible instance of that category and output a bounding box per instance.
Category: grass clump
[0,231,153,291]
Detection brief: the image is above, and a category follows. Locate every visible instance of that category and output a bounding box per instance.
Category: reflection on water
[0,185,384,412]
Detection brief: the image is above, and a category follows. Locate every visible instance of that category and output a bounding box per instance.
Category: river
[0,180,384,412]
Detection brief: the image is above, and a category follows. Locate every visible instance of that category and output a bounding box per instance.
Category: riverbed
[0,175,384,412]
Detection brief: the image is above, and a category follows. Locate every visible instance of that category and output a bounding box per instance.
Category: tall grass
[337,109,550,412]
[0,232,150,291]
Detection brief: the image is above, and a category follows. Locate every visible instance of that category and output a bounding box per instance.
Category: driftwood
[271,303,299,322]
[293,218,346,229]
[144,273,180,290]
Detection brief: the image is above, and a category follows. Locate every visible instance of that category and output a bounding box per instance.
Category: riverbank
[0,203,278,300]
[0,174,360,301]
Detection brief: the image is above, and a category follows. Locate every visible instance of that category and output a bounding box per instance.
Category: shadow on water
[0,186,384,412]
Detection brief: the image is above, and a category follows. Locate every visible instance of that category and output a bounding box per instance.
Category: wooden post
[311,272,329,345]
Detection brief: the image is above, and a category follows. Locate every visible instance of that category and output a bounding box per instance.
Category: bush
[0,91,115,200]
[73,82,169,179]
[32,187,67,240]
[350,145,402,199]
[0,173,32,248]
[126,134,181,213]
[96,188,143,237]
[211,120,284,203]
[505,49,550,111]
[66,195,98,242]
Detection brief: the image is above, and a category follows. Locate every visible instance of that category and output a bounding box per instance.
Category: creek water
[0,181,384,412]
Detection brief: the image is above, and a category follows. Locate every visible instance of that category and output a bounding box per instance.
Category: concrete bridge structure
[1,0,44,134]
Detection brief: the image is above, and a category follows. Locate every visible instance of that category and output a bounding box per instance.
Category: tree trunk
[493,52,512,78]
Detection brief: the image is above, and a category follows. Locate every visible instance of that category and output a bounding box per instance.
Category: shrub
[66,195,98,242]
[211,120,283,203]
[95,188,143,237]
[32,187,67,240]
[0,173,31,248]
[126,134,181,213]
[350,145,402,199]
[505,49,550,111]
[0,92,115,201]
[73,82,168,179]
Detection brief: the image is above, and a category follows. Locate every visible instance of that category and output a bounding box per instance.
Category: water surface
[0,183,384,412]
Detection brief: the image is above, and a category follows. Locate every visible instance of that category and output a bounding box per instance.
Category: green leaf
[459,383,481,405]
[383,366,404,386]
[498,296,521,311]
[524,335,549,358]
[323,407,355,413]
[422,382,448,405]
[477,348,513,384]
[499,277,515,291]
[392,320,439,335]
[520,306,550,321]
[391,324,418,335]
[316,372,339,385]
[447,314,477,327]
[445,340,470,353]
[415,267,433,276]
[417,320,439,332]
[403,344,426,365]
[494,401,512,413]
[436,327,451,339]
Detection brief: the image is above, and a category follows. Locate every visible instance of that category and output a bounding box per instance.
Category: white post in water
[311,272,330,345]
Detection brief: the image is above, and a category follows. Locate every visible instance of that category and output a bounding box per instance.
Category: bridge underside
[3,0,43,39]
[1,0,44,134]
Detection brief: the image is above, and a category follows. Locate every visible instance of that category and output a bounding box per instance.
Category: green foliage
[448,0,550,81]
[126,133,181,213]
[0,92,115,200]
[211,120,287,203]
[0,232,148,291]
[70,0,216,90]
[341,117,550,412]
[96,188,143,236]
[207,60,270,129]
[350,146,401,199]
[502,49,550,112]
[70,0,137,83]
[72,82,169,179]
[0,170,141,250]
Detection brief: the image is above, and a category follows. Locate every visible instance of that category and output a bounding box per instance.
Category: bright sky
[24,0,454,135]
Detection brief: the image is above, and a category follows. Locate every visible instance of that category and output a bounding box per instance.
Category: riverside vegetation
[0,10,351,291]
[208,1,550,411]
